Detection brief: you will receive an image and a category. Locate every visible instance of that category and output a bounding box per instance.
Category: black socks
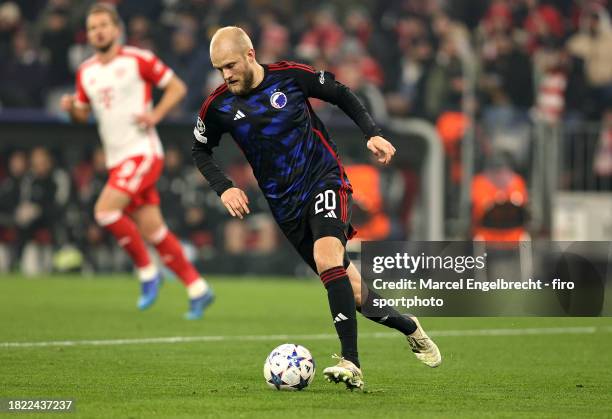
[320,267,418,368]
[358,288,417,335]
[320,266,360,368]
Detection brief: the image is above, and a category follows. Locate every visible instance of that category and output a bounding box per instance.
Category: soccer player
[192,27,441,388]
[60,3,214,319]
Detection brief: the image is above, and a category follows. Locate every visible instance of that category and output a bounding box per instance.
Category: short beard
[96,41,114,54]
[234,68,254,96]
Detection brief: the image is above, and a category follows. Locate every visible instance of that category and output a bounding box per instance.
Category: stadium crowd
[0,143,408,275]
[0,0,610,121]
[0,0,611,274]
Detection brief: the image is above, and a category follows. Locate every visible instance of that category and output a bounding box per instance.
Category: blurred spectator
[480,0,514,37]
[297,7,344,62]
[479,31,533,129]
[385,16,434,117]
[126,14,157,51]
[336,38,384,87]
[0,29,48,107]
[116,0,164,22]
[335,59,388,125]
[202,0,251,29]
[344,6,398,90]
[533,40,568,124]
[0,1,21,58]
[0,150,28,272]
[257,22,291,64]
[432,11,473,63]
[16,147,71,275]
[523,1,565,54]
[164,26,210,113]
[447,0,489,30]
[471,152,529,243]
[567,4,612,119]
[39,5,73,87]
[422,32,465,120]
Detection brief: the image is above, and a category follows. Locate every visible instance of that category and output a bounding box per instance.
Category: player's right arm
[191,93,250,219]
[60,94,90,123]
[60,68,91,123]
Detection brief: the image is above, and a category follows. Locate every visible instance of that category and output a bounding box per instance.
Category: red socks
[96,211,201,287]
[150,226,200,286]
[95,211,150,268]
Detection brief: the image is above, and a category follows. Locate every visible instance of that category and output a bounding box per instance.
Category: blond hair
[87,3,120,26]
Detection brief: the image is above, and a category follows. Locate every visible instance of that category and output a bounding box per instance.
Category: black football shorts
[278,185,356,273]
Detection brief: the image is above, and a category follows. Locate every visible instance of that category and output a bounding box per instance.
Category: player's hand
[367,136,396,165]
[60,94,75,112]
[220,187,250,219]
[134,112,161,129]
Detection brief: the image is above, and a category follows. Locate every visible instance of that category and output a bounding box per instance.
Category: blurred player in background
[60,3,214,320]
[192,27,441,389]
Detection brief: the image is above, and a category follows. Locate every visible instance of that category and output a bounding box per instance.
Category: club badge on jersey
[270,91,287,109]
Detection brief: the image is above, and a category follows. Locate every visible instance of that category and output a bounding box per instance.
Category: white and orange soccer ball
[263,344,315,391]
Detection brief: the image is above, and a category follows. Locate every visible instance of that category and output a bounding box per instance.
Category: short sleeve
[138,52,174,88]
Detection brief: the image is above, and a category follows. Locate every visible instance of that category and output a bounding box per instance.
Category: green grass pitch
[0,275,611,418]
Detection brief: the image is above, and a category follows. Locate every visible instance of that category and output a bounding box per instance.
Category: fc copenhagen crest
[270,91,287,109]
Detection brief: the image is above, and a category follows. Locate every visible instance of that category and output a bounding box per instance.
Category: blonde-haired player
[193,26,440,388]
[61,3,213,319]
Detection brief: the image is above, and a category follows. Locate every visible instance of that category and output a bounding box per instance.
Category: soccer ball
[263,343,315,390]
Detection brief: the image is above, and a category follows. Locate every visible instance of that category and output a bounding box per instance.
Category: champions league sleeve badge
[194,116,207,144]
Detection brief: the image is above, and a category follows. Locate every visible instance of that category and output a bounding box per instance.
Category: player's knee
[313,237,345,273]
[143,224,168,244]
[94,210,122,227]
[314,251,343,273]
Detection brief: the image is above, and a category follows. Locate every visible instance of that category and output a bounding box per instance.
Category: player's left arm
[134,52,187,128]
[136,75,187,128]
[296,66,396,165]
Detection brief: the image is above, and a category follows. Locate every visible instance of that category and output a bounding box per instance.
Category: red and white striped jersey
[74,46,173,168]
[535,71,567,124]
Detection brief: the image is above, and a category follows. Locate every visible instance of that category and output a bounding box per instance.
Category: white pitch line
[0,326,608,349]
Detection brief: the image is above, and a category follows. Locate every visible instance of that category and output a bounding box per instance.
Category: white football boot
[405,315,442,367]
[323,355,364,390]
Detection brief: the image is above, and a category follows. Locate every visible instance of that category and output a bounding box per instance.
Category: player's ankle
[343,353,360,368]
[138,263,158,282]
[187,278,209,299]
